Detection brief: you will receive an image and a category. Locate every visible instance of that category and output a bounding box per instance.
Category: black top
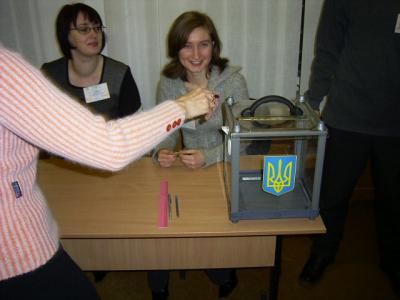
[307,0,400,136]
[41,56,141,120]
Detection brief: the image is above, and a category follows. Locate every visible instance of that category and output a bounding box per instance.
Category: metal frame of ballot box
[222,96,328,223]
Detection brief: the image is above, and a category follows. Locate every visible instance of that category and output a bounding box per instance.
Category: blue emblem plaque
[262,155,297,196]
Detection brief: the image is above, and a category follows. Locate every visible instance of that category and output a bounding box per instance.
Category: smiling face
[178,27,213,79]
[68,12,103,58]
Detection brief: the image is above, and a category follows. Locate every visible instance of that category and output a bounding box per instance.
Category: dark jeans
[0,246,100,300]
[148,269,232,292]
[311,127,400,269]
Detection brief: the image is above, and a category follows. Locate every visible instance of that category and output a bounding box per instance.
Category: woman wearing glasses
[40,4,140,283]
[41,3,141,120]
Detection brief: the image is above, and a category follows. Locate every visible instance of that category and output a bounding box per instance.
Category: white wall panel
[104,0,159,108]
[300,0,324,94]
[0,0,19,53]
[0,0,105,65]
[0,0,44,66]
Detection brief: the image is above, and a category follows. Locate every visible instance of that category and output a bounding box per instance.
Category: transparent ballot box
[222,96,327,222]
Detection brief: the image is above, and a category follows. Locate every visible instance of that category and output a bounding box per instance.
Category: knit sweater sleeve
[0,48,185,171]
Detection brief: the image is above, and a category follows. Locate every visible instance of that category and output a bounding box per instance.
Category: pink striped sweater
[0,47,186,280]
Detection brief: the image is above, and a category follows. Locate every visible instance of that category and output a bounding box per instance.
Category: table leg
[179,270,186,280]
[261,236,282,300]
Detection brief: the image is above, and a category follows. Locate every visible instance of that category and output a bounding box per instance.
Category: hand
[157,149,177,168]
[185,82,219,120]
[175,87,218,120]
[179,149,205,170]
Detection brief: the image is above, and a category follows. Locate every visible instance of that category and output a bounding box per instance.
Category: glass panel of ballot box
[222,96,327,222]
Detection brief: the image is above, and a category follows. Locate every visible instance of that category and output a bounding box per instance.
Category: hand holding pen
[157,149,205,170]
[157,149,178,167]
[184,82,219,120]
[179,149,205,170]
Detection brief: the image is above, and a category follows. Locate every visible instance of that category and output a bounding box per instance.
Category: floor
[87,191,399,299]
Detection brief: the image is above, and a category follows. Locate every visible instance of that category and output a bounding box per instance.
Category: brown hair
[162,11,229,80]
[56,3,106,59]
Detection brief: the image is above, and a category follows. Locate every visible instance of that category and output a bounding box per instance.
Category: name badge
[83,83,110,103]
[395,14,400,33]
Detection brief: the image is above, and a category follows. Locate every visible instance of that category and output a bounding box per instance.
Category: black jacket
[307,0,400,136]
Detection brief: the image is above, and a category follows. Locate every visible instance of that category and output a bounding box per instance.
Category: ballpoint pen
[175,195,180,218]
[168,193,172,220]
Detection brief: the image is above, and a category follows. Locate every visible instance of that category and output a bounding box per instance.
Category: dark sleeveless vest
[41,56,127,119]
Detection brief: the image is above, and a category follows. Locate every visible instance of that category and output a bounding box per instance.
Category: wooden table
[37,158,325,299]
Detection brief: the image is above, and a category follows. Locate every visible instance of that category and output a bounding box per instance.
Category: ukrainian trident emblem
[262,155,297,196]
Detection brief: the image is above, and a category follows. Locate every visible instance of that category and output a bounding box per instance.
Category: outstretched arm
[0,48,213,171]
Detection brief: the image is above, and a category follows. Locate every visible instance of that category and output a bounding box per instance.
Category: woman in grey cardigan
[150,11,249,300]
[153,11,249,170]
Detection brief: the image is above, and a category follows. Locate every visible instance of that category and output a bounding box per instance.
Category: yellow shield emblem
[262,155,297,196]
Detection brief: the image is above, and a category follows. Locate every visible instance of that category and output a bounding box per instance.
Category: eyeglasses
[70,26,105,35]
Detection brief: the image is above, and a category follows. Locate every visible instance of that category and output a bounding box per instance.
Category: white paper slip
[84,82,110,103]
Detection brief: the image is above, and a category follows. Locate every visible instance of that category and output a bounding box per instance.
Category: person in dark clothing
[41,3,141,120]
[299,0,400,296]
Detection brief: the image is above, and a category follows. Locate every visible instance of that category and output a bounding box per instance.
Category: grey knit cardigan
[152,65,249,167]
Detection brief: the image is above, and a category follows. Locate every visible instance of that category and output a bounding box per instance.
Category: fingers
[180,149,196,155]
[175,88,209,119]
[191,87,218,108]
[210,93,219,106]
[205,91,219,120]
[174,87,218,120]
[180,150,205,169]
[158,149,174,156]
[206,94,218,119]
[159,148,205,169]
[157,149,176,168]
